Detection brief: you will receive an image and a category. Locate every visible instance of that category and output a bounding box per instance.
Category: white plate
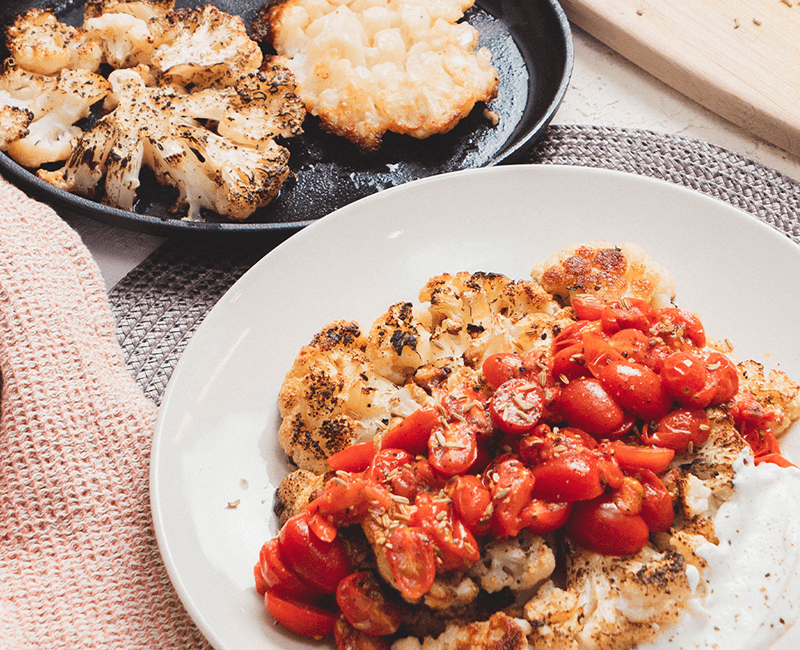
[151,165,800,650]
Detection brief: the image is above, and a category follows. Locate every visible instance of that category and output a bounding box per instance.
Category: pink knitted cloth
[0,177,210,649]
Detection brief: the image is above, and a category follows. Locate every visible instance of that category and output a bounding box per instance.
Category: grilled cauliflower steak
[2,0,306,222]
[531,242,677,309]
[254,0,499,152]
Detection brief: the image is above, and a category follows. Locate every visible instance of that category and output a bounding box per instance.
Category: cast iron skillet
[0,0,573,236]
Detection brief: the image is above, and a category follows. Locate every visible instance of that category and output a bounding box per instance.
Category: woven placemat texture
[110,125,800,408]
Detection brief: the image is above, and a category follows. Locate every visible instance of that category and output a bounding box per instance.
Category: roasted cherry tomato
[598,360,673,421]
[551,341,591,383]
[520,500,572,535]
[482,352,527,390]
[264,590,338,639]
[660,351,714,407]
[530,449,605,503]
[384,526,436,600]
[652,308,706,349]
[255,562,269,596]
[449,474,493,537]
[489,378,545,435]
[259,538,323,602]
[632,469,674,531]
[556,377,634,438]
[413,495,480,569]
[389,457,446,502]
[607,328,656,368]
[581,331,625,378]
[600,299,654,335]
[278,513,353,593]
[336,572,402,636]
[366,449,415,484]
[380,407,441,456]
[704,351,739,405]
[442,386,492,436]
[485,457,537,537]
[566,495,650,556]
[644,407,711,453]
[571,295,607,321]
[603,440,675,475]
[328,441,377,473]
[308,476,394,528]
[428,421,478,477]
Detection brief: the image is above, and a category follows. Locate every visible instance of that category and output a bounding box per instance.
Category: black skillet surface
[0,0,573,236]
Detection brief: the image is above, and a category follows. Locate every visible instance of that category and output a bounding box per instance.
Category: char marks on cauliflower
[1,0,307,222]
[254,0,500,152]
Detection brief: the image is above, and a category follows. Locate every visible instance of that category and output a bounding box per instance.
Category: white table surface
[63,24,800,291]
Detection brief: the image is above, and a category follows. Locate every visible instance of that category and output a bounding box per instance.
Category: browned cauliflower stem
[1,0,305,222]
[274,242,800,650]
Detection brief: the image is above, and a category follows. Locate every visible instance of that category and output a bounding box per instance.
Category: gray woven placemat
[108,125,800,404]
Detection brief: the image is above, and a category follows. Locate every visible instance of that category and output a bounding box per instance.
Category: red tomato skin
[442,386,492,436]
[255,562,268,596]
[603,441,675,475]
[428,421,478,477]
[264,590,338,639]
[259,538,322,602]
[389,458,446,502]
[482,352,526,390]
[366,449,415,484]
[660,351,713,407]
[633,469,675,532]
[654,308,707,349]
[530,452,605,503]
[489,378,545,435]
[328,441,377,473]
[449,474,493,536]
[600,303,651,335]
[556,377,632,438]
[598,361,673,421]
[704,351,739,405]
[278,513,353,594]
[384,526,436,600]
[381,408,441,456]
[566,497,650,556]
[645,407,711,453]
[571,296,607,321]
[520,500,572,535]
[608,328,656,368]
[336,572,402,636]
[551,342,592,382]
[485,457,537,537]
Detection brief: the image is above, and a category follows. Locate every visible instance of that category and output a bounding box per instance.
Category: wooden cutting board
[560,0,800,157]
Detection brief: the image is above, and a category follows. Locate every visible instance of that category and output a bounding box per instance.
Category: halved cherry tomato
[632,469,674,531]
[608,328,656,368]
[551,341,591,382]
[389,457,446,502]
[264,590,338,639]
[644,407,711,453]
[428,421,478,477]
[603,440,674,475]
[556,377,634,438]
[552,320,601,353]
[519,500,572,535]
[336,572,402,636]
[566,495,649,556]
[704,351,739,405]
[381,407,441,456]
[598,360,673,421]
[259,538,322,602]
[334,616,391,650]
[571,295,607,321]
[328,441,377,473]
[442,386,492,436]
[652,308,706,349]
[482,352,526,390]
[449,474,493,536]
[600,300,653,335]
[530,450,605,502]
[582,331,625,378]
[485,457,537,537]
[384,526,436,600]
[308,477,394,527]
[489,378,545,435]
[660,351,714,407]
[366,449,415,484]
[413,495,480,569]
[278,513,353,593]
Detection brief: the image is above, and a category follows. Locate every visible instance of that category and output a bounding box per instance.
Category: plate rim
[151,164,800,650]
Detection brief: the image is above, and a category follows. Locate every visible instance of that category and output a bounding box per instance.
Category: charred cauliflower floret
[737,359,800,439]
[5,8,103,75]
[278,321,428,473]
[468,530,555,594]
[40,66,301,221]
[84,0,175,21]
[255,0,499,152]
[524,544,692,650]
[531,242,677,309]
[149,5,263,90]
[0,62,110,168]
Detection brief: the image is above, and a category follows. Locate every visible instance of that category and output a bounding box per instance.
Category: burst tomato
[566,495,650,556]
[644,407,711,453]
[489,378,545,435]
[556,377,634,438]
[264,590,338,639]
[633,469,674,531]
[598,360,673,421]
[449,474,493,536]
[336,572,402,636]
[384,526,436,600]
[380,407,440,456]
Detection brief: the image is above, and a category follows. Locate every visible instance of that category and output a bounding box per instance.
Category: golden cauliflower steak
[256,0,500,152]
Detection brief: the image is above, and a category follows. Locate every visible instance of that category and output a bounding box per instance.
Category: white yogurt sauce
[641,452,800,650]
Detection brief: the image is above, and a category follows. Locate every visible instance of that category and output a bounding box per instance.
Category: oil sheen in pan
[0,0,572,233]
